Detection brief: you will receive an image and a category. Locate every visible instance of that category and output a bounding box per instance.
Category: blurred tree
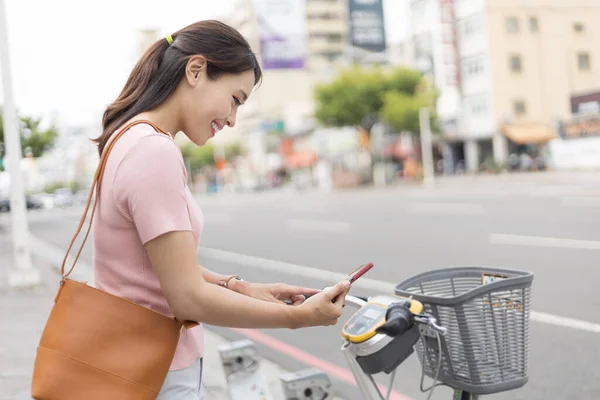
[180,142,215,172]
[19,116,59,157]
[314,66,437,136]
[314,66,387,127]
[382,86,438,136]
[0,108,59,170]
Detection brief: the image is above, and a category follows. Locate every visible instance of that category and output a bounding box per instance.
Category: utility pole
[419,108,435,186]
[0,0,40,288]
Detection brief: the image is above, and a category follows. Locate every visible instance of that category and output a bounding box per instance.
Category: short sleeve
[113,134,192,244]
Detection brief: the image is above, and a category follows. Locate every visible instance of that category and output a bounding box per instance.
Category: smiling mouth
[211,121,222,137]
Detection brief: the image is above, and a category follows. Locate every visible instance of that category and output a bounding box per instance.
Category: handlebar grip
[375,300,413,337]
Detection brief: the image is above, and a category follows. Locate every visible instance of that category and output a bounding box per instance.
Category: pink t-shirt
[92,122,204,371]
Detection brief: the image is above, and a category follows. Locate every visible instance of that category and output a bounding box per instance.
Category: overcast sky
[1,0,410,129]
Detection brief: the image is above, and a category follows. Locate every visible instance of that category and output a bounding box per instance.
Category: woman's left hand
[231,281,321,305]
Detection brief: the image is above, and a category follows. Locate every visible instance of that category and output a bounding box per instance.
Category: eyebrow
[239,90,249,102]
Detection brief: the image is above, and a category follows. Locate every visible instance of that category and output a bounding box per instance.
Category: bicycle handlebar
[342,295,447,338]
[344,295,368,309]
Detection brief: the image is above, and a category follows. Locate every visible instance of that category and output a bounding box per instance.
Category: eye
[232,96,242,106]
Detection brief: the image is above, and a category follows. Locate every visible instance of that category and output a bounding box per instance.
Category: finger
[332,285,351,306]
[291,294,305,305]
[280,285,321,296]
[292,298,304,306]
[265,294,287,305]
[325,280,351,301]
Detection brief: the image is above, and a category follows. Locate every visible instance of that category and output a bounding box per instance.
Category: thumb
[324,280,350,300]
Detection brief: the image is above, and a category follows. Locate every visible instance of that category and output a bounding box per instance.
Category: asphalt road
[8,172,600,400]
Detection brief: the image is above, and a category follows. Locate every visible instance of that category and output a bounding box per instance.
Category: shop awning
[501,123,558,145]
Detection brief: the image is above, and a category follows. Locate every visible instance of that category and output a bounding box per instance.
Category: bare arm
[117,136,346,329]
[146,231,348,329]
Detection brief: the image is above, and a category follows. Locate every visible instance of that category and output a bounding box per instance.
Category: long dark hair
[94,20,262,155]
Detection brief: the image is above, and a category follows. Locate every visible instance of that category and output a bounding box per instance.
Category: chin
[185,131,211,146]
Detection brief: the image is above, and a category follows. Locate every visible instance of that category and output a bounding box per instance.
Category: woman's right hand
[295,280,351,328]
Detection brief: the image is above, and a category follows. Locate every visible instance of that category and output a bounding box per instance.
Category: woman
[92,19,350,399]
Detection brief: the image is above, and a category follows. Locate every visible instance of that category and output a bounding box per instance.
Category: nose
[225,109,237,128]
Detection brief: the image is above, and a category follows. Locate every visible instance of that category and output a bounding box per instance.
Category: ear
[185,55,207,86]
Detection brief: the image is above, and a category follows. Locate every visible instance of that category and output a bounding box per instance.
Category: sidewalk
[0,229,294,400]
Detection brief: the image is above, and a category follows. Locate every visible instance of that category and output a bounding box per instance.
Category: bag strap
[60,120,170,279]
[60,119,199,330]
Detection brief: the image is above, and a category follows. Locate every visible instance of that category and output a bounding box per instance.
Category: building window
[308,12,340,20]
[462,55,485,78]
[514,100,527,116]
[309,32,343,42]
[578,52,591,71]
[574,22,585,33]
[529,17,538,32]
[506,17,519,33]
[460,14,482,39]
[471,99,488,115]
[316,51,343,62]
[510,54,522,73]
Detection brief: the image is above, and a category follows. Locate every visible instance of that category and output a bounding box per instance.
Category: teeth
[212,122,219,132]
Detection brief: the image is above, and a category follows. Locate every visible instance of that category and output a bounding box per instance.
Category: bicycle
[340,266,533,400]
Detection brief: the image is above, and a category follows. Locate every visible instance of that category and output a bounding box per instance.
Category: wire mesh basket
[395,267,533,395]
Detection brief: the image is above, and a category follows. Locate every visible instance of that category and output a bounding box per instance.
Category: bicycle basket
[395,267,533,395]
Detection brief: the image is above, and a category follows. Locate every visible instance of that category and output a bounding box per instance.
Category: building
[220,0,355,141]
[306,0,348,72]
[409,0,600,172]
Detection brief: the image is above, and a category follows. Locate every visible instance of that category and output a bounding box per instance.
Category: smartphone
[300,262,374,302]
[348,262,374,283]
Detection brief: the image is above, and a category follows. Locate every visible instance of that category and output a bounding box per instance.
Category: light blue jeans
[157,359,205,400]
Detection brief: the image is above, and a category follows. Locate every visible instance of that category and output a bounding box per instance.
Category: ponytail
[94,38,172,155]
[93,20,262,156]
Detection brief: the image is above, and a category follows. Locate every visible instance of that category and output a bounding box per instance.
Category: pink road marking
[232,328,413,400]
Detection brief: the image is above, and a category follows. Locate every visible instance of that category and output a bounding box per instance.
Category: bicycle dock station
[217,267,533,400]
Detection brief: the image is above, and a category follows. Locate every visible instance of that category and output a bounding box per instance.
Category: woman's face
[180,57,255,146]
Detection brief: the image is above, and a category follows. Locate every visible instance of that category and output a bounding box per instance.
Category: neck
[134,95,182,137]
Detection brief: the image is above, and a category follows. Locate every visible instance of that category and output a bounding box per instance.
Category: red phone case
[349,262,374,283]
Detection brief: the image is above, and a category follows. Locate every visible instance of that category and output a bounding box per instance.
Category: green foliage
[381,89,438,135]
[0,108,59,170]
[19,116,59,158]
[314,66,438,135]
[180,142,243,173]
[180,143,215,172]
[41,181,78,194]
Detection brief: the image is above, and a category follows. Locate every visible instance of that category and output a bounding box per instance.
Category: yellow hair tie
[166,35,173,45]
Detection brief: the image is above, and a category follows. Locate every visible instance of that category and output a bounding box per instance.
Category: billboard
[347,0,386,53]
[253,0,306,69]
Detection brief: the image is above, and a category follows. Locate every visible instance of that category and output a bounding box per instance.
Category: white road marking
[530,311,600,333]
[404,202,484,215]
[489,233,600,250]
[199,246,600,334]
[286,218,352,233]
[27,233,600,335]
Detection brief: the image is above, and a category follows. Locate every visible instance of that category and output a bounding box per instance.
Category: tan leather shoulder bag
[31,120,197,400]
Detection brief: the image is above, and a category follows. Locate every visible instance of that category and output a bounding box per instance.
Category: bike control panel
[341,295,424,344]
[341,304,387,343]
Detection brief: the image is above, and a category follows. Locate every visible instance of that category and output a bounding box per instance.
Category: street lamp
[0,0,40,288]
